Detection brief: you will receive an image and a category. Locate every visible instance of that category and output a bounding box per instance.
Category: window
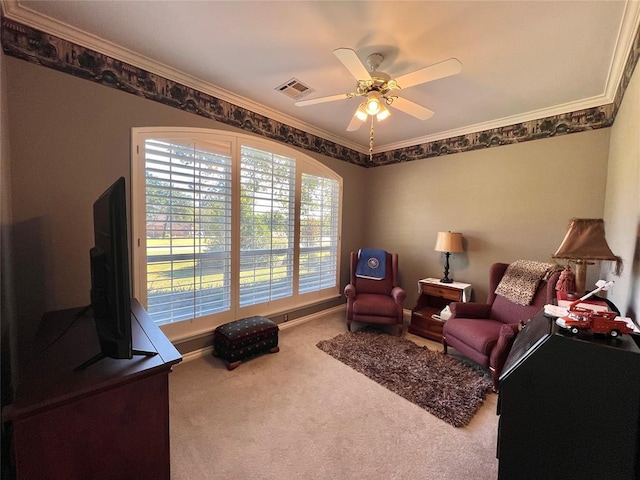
[141,138,232,325]
[239,145,296,307]
[299,173,340,294]
[132,128,342,340]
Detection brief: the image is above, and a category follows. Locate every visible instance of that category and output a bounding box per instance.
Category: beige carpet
[169,311,499,479]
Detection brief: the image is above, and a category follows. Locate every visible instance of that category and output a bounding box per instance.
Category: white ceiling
[3,0,640,154]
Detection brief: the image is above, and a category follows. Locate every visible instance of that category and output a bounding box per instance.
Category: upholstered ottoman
[213,316,279,370]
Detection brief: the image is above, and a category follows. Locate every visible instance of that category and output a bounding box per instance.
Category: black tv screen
[77,177,132,369]
[92,176,132,358]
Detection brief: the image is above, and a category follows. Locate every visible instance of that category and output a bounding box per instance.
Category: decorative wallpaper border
[2,17,638,168]
[370,106,615,165]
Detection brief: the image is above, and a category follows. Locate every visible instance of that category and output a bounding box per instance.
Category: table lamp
[552,218,623,295]
[434,231,464,283]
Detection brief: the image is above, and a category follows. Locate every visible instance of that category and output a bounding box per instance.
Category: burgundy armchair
[442,262,560,391]
[344,251,406,334]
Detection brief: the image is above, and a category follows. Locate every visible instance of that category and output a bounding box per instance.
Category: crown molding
[3,0,639,157]
[604,0,640,100]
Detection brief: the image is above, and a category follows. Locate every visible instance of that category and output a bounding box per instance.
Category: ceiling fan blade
[391,97,435,121]
[333,48,372,81]
[346,114,364,132]
[394,58,462,90]
[294,93,351,107]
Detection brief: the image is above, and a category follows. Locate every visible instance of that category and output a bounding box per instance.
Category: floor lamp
[435,231,464,283]
[552,218,623,295]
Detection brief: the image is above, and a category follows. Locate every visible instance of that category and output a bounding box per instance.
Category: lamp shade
[355,102,368,121]
[552,218,623,275]
[376,103,391,121]
[365,91,382,115]
[434,232,463,253]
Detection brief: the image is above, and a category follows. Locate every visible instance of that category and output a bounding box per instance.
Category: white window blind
[239,145,296,307]
[299,173,340,293]
[143,138,233,324]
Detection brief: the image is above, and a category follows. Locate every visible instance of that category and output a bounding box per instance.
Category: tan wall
[605,63,640,319]
[4,55,364,306]
[364,129,610,305]
[4,53,618,370]
[1,43,18,402]
[4,56,367,370]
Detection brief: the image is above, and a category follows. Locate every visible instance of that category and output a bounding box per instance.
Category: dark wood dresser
[5,299,182,480]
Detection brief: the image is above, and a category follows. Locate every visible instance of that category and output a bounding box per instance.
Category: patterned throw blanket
[495,260,556,306]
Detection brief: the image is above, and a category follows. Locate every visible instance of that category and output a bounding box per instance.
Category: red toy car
[553,280,638,338]
[556,307,634,338]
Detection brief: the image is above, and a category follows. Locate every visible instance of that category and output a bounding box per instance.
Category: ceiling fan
[295,48,462,132]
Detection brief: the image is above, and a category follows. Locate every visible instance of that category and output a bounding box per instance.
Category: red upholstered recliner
[344,251,406,334]
[442,262,560,391]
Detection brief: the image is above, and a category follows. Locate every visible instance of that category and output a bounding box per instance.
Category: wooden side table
[409,278,472,342]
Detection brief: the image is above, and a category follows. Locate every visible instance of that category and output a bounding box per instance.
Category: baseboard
[278,304,345,331]
[179,304,347,364]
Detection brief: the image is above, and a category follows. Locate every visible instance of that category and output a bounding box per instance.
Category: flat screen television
[76,177,155,370]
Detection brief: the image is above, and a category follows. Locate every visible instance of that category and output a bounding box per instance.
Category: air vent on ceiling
[276,78,314,100]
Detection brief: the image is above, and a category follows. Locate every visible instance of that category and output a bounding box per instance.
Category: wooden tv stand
[4,299,182,480]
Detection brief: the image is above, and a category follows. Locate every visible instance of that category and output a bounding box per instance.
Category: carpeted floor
[168,310,499,479]
[316,328,493,427]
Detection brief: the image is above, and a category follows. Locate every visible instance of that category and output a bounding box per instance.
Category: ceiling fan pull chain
[369,116,375,163]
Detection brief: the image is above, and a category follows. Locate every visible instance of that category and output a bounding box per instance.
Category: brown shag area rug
[316,328,493,427]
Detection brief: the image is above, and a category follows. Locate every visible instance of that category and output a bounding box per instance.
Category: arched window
[131,128,342,340]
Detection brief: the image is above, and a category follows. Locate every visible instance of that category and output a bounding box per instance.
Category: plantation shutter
[143,138,233,324]
[239,145,296,307]
[299,174,340,293]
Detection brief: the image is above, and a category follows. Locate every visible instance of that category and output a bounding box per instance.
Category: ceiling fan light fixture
[355,102,368,121]
[365,91,382,115]
[386,79,399,90]
[296,48,461,143]
[376,103,391,121]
